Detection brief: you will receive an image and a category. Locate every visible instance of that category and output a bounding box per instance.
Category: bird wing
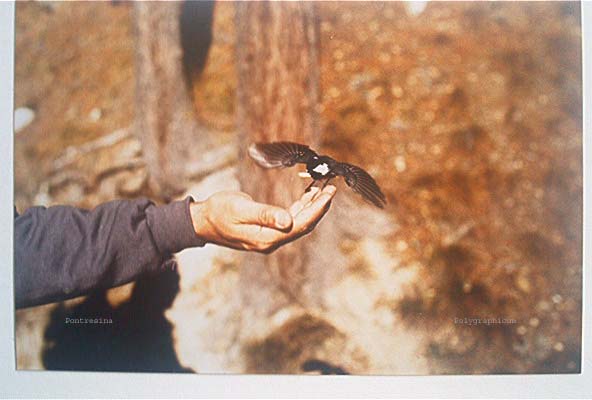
[248,142,317,168]
[334,163,387,208]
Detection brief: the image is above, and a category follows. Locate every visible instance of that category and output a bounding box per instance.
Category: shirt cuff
[147,196,206,254]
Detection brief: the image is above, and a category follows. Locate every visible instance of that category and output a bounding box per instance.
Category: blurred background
[14,1,582,375]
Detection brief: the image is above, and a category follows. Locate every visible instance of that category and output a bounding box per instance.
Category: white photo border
[0,1,590,397]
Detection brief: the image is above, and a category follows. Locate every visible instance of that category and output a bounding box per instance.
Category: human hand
[189,186,336,253]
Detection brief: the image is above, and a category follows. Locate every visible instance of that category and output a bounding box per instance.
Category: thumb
[241,201,293,230]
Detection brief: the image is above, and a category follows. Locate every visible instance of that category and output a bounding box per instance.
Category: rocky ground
[14,1,582,374]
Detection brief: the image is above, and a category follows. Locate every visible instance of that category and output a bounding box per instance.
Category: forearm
[14,197,204,308]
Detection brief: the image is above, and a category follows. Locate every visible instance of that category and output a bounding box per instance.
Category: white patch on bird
[313,163,330,176]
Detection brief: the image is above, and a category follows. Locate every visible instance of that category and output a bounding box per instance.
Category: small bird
[248,141,387,208]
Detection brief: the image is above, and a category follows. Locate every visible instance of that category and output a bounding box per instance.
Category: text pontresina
[65,317,113,324]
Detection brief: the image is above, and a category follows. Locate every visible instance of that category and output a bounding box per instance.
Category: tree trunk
[133,1,209,200]
[236,2,320,336]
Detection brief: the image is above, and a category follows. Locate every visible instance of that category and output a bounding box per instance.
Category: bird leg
[305,179,317,193]
[321,177,333,189]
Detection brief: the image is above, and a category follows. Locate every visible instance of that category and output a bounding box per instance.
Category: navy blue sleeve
[14,197,205,309]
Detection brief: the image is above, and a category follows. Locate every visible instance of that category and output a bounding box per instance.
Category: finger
[235,223,283,247]
[237,199,293,230]
[295,185,336,216]
[312,184,336,203]
[234,191,253,200]
[289,187,321,215]
[320,185,337,200]
[238,186,336,252]
[291,187,335,235]
[234,186,336,252]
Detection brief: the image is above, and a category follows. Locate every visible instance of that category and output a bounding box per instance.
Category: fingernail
[276,211,292,228]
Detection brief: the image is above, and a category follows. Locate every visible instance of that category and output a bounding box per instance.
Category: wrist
[189,201,212,244]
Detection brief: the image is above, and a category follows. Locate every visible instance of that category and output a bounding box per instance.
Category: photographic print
[14,1,582,375]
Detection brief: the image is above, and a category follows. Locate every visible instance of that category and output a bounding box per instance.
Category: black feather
[248,142,317,168]
[334,163,386,208]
